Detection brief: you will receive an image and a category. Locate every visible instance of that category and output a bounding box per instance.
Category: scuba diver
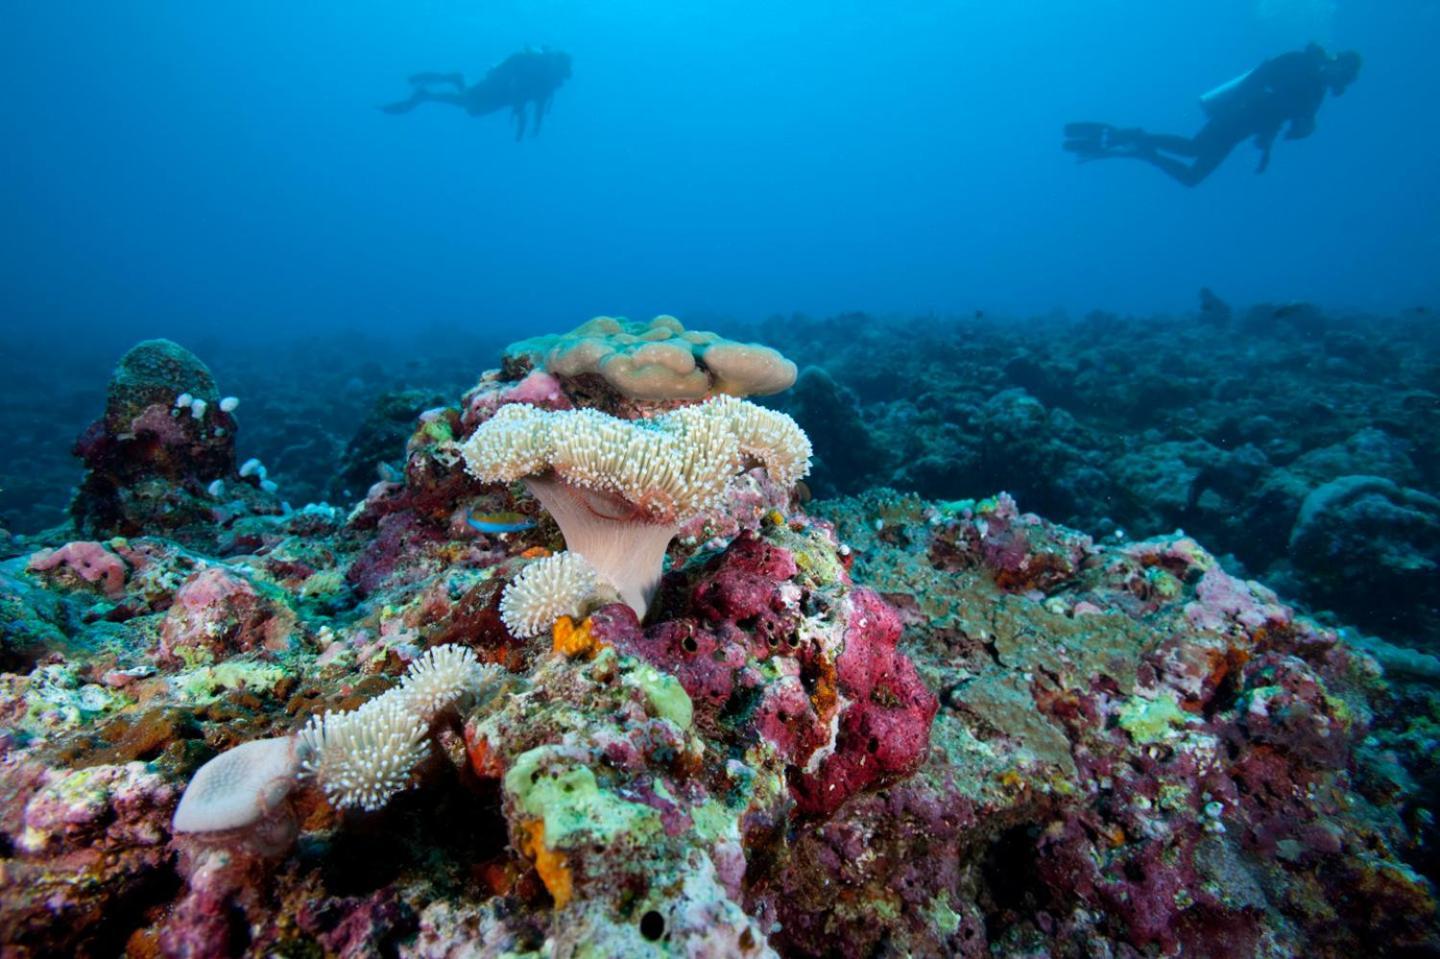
[382,46,573,141]
[1063,44,1361,186]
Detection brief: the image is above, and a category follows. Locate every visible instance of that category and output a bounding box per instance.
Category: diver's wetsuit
[1065,45,1355,186]
[383,48,573,140]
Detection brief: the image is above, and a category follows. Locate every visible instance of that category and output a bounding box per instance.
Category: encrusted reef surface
[1,320,1437,958]
[756,303,1440,652]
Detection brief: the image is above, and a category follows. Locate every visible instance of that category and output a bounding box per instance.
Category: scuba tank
[1199,68,1254,117]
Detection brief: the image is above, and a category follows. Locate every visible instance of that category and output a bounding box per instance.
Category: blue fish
[467,510,536,535]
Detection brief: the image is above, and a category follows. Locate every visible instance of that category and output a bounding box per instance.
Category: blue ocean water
[3,0,1437,349]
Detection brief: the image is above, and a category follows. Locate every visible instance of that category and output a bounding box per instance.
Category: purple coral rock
[347,511,448,595]
[691,532,800,652]
[604,532,803,721]
[298,888,417,959]
[158,566,292,664]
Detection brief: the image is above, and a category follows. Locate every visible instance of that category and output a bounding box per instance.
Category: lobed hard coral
[503,314,798,403]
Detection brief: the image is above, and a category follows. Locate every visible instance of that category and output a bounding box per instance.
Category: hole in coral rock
[681,636,699,654]
[718,684,762,724]
[639,910,666,941]
[1206,669,1241,720]
[315,764,508,898]
[867,736,880,754]
[978,823,1054,944]
[737,615,760,633]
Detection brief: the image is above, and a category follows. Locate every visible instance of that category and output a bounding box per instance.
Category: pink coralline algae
[26,540,129,599]
[1,761,178,955]
[790,586,938,816]
[296,888,417,959]
[346,510,451,596]
[928,492,1093,595]
[16,761,175,856]
[598,529,937,815]
[461,369,573,428]
[158,566,294,664]
[1185,565,1292,634]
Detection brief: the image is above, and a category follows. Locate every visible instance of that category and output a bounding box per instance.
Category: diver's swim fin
[379,94,421,114]
[1062,138,1108,157]
[1063,121,1111,141]
[407,71,464,88]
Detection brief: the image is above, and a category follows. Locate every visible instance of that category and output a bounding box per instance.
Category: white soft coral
[461,397,811,619]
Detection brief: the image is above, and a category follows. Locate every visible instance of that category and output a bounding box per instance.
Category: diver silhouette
[1064,44,1361,186]
[382,47,573,141]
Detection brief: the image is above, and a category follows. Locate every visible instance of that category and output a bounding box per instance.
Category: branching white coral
[295,643,504,811]
[460,396,811,619]
[174,644,502,829]
[500,551,602,638]
[394,643,492,721]
[297,697,429,812]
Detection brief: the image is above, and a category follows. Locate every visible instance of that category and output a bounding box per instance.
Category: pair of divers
[382,46,572,141]
[1064,43,1361,186]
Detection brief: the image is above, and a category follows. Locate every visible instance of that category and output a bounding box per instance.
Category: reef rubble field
[0,314,1437,958]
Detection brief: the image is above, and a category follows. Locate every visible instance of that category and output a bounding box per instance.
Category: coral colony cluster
[0,315,1437,957]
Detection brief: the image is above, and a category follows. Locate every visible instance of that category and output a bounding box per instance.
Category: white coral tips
[395,644,486,721]
[297,698,429,813]
[500,551,601,638]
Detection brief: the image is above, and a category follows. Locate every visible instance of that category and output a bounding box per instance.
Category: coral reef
[65,339,283,551]
[755,305,1440,649]
[0,320,1436,958]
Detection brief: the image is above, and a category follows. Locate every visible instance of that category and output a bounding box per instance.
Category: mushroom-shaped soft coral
[172,735,301,854]
[460,396,811,619]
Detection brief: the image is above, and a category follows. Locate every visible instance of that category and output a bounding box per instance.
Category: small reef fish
[467,510,536,535]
